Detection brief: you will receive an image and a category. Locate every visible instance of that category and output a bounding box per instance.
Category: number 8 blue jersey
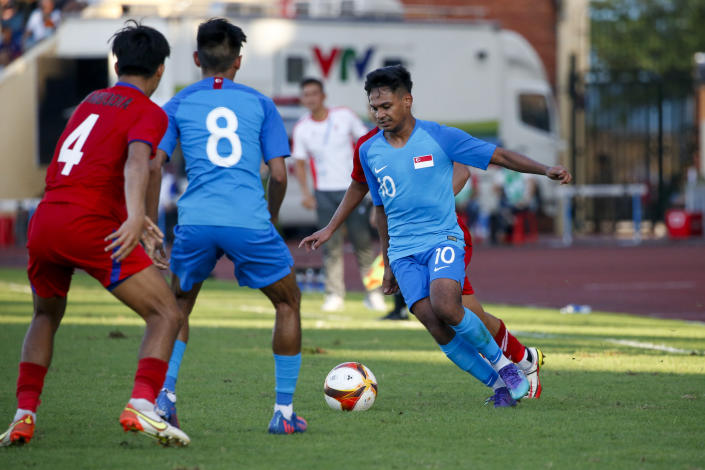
[158,77,290,229]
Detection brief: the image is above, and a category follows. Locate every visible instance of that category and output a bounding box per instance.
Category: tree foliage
[591,0,705,74]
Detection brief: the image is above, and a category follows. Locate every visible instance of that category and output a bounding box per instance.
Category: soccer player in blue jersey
[357,65,571,406]
[150,19,306,434]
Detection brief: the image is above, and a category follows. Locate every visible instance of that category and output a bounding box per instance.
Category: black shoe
[380,309,409,320]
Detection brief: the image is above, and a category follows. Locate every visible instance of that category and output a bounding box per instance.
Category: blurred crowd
[455,167,539,245]
[0,0,88,69]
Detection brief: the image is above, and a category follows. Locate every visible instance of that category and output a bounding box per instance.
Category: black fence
[569,67,696,232]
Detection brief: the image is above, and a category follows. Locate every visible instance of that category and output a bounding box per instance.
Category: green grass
[0,267,704,469]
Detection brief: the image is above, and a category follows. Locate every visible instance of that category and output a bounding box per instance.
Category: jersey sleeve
[127,103,168,158]
[359,144,382,206]
[351,128,378,184]
[291,120,308,161]
[157,96,181,159]
[351,137,367,184]
[433,124,495,170]
[260,97,291,162]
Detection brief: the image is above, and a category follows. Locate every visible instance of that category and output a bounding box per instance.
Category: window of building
[519,93,551,132]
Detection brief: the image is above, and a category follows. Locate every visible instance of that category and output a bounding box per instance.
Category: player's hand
[546,165,572,184]
[382,267,398,295]
[299,227,332,251]
[301,193,317,210]
[141,219,168,270]
[105,216,161,262]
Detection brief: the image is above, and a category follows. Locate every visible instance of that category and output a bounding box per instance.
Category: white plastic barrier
[558,184,648,245]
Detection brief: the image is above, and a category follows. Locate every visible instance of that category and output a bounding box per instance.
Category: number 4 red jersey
[42,82,168,220]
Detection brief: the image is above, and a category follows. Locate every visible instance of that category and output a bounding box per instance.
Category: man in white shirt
[292,78,386,312]
[24,0,60,48]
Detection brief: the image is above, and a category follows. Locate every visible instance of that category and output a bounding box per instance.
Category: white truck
[52,16,561,227]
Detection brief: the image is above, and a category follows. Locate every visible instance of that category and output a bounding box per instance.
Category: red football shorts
[27,202,152,298]
[457,214,474,296]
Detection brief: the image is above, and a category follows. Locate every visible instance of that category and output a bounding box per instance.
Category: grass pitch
[0,267,703,469]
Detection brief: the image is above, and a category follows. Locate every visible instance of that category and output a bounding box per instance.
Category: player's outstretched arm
[299,180,369,251]
[490,147,572,184]
[266,156,288,224]
[106,141,156,261]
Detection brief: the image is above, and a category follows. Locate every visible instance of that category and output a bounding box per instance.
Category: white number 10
[58,113,99,175]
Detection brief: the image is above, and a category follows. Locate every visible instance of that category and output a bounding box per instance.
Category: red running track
[1,238,703,321]
[285,238,705,322]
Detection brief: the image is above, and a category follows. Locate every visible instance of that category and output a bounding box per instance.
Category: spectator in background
[0,0,24,67]
[292,78,386,312]
[490,168,538,244]
[24,0,60,48]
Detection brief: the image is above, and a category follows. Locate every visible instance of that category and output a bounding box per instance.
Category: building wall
[0,39,56,201]
[400,0,559,89]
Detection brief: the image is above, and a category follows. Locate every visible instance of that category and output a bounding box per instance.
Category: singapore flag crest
[413,154,434,169]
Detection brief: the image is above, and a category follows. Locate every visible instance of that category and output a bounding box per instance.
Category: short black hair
[197,18,247,73]
[300,77,324,92]
[364,65,413,96]
[111,20,170,78]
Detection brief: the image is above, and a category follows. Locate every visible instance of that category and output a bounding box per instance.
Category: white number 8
[206,107,242,167]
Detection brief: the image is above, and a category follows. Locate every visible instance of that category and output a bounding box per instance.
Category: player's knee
[430,296,460,323]
[33,297,66,326]
[143,298,183,328]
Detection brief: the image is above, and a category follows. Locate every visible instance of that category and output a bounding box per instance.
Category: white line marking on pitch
[513,331,699,355]
[583,281,696,291]
[603,339,693,354]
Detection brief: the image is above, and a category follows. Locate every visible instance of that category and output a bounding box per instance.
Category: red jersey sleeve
[127,104,168,157]
[351,127,379,184]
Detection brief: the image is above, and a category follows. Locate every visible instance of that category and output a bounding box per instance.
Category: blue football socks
[274,353,301,420]
[451,308,504,364]
[163,339,187,391]
[439,334,498,386]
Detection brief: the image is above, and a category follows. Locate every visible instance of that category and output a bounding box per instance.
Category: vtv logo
[313,46,375,81]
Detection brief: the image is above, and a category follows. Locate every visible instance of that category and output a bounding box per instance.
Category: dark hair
[197,18,247,73]
[111,20,170,77]
[364,65,412,96]
[300,77,324,92]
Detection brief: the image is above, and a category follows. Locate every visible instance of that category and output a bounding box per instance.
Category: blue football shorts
[170,224,294,291]
[390,242,466,311]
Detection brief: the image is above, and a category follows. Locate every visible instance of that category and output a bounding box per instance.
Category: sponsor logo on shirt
[413,154,434,169]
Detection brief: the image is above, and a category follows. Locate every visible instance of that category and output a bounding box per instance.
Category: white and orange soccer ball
[323,362,378,411]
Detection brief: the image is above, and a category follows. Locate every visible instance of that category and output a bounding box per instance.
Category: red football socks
[131,357,168,402]
[493,320,527,364]
[16,362,48,412]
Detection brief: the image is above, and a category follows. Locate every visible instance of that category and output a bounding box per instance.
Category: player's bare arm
[452,162,471,195]
[374,205,398,295]
[490,147,572,184]
[105,141,154,261]
[266,156,288,224]
[142,149,169,269]
[294,159,316,210]
[299,180,369,251]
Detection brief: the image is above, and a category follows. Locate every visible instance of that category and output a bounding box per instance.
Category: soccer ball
[323,362,378,411]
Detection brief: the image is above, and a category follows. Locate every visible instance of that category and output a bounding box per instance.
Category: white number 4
[58,113,99,175]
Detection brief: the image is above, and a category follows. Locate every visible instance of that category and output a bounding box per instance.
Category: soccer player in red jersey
[0,22,190,447]
[301,127,545,399]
